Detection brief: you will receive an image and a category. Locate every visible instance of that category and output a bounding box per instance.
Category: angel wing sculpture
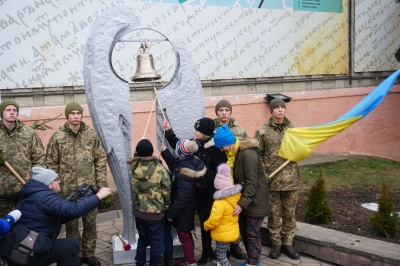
[83,5,204,264]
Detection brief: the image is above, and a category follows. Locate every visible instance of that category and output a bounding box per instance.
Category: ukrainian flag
[279,69,400,163]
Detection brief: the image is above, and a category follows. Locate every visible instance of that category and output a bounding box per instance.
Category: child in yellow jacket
[204,164,242,266]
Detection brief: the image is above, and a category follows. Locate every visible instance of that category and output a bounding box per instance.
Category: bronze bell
[131,41,161,82]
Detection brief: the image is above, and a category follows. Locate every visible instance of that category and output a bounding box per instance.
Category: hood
[178,157,207,179]
[238,138,260,150]
[213,184,242,208]
[20,179,51,198]
[128,156,160,181]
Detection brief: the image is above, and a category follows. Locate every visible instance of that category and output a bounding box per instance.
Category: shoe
[282,245,300,260]
[164,251,174,266]
[82,256,101,266]
[230,244,246,260]
[196,254,212,265]
[269,245,281,259]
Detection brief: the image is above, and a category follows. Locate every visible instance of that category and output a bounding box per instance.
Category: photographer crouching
[14,167,111,266]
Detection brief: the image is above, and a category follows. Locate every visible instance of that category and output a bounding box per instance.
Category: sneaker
[82,256,101,266]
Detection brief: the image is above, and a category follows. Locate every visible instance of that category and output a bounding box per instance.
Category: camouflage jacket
[46,122,107,197]
[214,118,249,140]
[0,120,45,196]
[255,117,300,191]
[129,156,171,215]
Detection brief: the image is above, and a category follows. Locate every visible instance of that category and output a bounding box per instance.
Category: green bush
[304,167,333,224]
[98,191,116,211]
[370,181,399,238]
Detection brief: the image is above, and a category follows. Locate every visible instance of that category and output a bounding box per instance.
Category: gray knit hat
[65,102,83,118]
[31,167,58,185]
[269,98,286,113]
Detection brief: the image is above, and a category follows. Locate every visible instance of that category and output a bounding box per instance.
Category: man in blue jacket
[15,167,111,266]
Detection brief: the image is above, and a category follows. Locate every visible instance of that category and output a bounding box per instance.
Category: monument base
[113,232,184,265]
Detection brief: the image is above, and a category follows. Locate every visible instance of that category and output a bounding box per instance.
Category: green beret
[65,102,83,118]
[0,100,19,117]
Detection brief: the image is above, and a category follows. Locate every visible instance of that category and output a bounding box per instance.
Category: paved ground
[59,214,336,266]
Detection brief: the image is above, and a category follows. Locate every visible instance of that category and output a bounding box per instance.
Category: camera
[66,183,99,202]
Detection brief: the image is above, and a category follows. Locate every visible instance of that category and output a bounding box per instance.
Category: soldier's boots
[82,256,101,266]
[229,244,246,260]
[269,245,281,259]
[282,245,300,260]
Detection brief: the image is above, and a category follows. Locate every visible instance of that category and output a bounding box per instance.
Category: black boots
[229,244,246,260]
[269,245,281,259]
[82,256,101,266]
[282,245,300,260]
[164,250,174,266]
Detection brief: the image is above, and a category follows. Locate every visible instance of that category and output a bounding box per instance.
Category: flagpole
[269,160,291,178]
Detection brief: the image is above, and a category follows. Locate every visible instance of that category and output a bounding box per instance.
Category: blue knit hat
[214,125,236,148]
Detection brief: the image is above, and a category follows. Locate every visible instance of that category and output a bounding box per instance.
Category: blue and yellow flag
[279,69,400,162]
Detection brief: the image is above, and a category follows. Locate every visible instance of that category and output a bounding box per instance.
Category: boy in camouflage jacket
[128,139,171,266]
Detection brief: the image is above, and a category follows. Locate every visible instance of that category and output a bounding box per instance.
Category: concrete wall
[13,84,400,176]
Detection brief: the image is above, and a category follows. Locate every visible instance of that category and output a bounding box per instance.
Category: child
[161,139,206,266]
[204,164,242,266]
[128,139,171,266]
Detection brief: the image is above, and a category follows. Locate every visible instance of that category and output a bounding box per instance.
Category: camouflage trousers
[66,208,98,257]
[268,190,298,246]
[0,195,19,217]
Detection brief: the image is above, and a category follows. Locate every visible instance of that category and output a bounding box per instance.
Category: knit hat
[213,125,236,148]
[215,99,232,115]
[214,164,234,190]
[0,100,19,117]
[194,117,215,136]
[31,167,58,185]
[135,139,154,157]
[175,139,199,159]
[269,98,286,113]
[65,102,83,118]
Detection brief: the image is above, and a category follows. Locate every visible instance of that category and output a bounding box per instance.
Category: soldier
[213,99,247,259]
[0,100,45,217]
[255,98,300,260]
[46,102,107,266]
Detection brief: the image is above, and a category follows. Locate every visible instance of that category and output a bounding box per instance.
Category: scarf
[226,139,240,182]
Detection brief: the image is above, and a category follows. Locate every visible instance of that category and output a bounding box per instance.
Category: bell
[131,41,161,82]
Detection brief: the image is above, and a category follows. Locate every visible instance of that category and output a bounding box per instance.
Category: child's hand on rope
[160,143,167,152]
[162,120,171,131]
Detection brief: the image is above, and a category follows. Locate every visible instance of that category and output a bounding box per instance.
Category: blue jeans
[135,217,163,266]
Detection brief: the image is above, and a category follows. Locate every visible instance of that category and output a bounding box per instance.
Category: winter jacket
[16,179,99,239]
[129,156,171,221]
[233,139,269,218]
[46,121,107,198]
[164,129,227,208]
[0,120,45,197]
[204,184,242,243]
[255,117,300,191]
[161,149,206,232]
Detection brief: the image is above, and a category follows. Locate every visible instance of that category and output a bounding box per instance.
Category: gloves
[6,210,21,225]
[0,152,7,164]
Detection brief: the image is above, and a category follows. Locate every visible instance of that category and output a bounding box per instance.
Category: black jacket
[161,149,206,231]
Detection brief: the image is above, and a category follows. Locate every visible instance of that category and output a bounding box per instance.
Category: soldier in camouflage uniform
[128,139,171,266]
[0,100,45,217]
[213,99,247,259]
[46,102,107,266]
[255,98,300,260]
